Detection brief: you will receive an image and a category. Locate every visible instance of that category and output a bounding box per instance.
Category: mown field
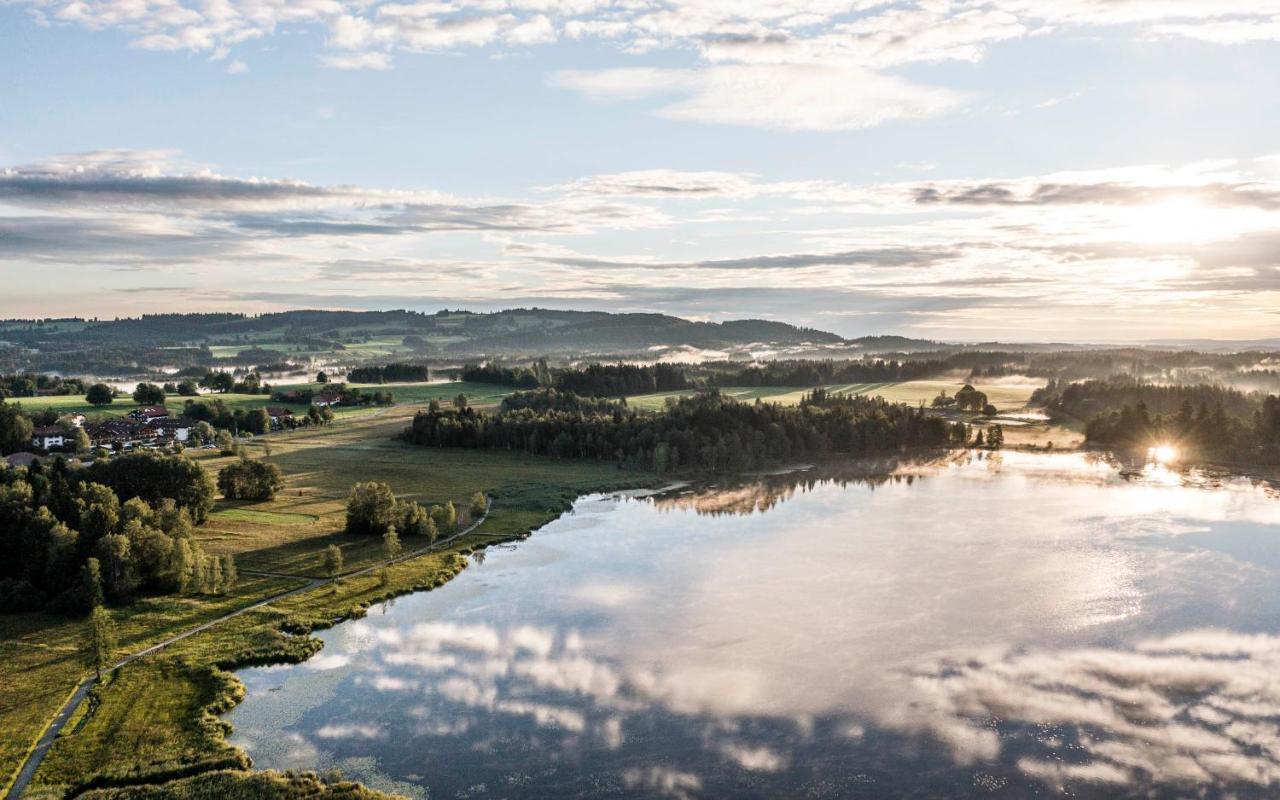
[2,407,657,798]
[624,379,1044,411]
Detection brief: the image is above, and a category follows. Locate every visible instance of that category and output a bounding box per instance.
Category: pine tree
[80,558,105,610]
[987,424,1004,449]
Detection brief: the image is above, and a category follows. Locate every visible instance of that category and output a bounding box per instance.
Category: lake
[225,452,1280,799]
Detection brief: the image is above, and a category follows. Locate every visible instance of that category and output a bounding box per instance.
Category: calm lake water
[226,452,1280,799]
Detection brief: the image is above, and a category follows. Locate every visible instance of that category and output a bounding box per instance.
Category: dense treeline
[0,374,87,398]
[1085,397,1280,463]
[0,453,230,613]
[1087,402,1280,463]
[554,363,689,396]
[712,358,945,387]
[404,388,967,472]
[463,356,945,394]
[498,388,624,415]
[1033,377,1260,420]
[461,362,544,388]
[952,349,1280,388]
[346,363,431,383]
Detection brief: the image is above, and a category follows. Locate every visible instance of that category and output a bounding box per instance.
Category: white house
[31,426,69,451]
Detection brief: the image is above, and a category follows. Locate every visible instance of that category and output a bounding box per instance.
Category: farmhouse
[31,426,69,451]
[312,390,343,407]
[265,406,294,422]
[87,419,137,447]
[152,416,195,442]
[129,405,170,423]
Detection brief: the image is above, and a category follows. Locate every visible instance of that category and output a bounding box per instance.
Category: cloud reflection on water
[227,452,1280,798]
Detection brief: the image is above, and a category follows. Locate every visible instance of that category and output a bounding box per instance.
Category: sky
[2,1,1280,342]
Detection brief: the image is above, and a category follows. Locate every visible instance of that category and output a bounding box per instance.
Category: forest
[553,363,690,396]
[1033,377,1260,420]
[708,357,945,387]
[346,363,431,383]
[460,362,546,388]
[0,452,233,613]
[403,388,969,472]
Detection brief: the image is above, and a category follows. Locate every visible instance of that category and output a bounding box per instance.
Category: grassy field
[3,408,657,798]
[12,379,1038,422]
[625,379,1044,411]
[5,381,514,422]
[0,575,303,797]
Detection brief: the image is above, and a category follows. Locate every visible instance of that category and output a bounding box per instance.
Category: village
[3,384,357,470]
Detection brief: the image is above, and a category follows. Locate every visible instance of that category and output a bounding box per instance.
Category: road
[4,499,491,800]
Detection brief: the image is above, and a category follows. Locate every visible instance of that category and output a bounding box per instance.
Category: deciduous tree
[84,605,118,679]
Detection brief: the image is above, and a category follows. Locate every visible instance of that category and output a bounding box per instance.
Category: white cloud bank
[16,0,1280,132]
[551,63,965,131]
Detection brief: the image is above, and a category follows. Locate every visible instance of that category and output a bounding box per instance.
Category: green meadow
[5,381,515,422]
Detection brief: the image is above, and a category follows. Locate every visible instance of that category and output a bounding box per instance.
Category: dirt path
[4,499,491,800]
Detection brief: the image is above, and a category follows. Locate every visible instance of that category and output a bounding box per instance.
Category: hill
[0,309,847,375]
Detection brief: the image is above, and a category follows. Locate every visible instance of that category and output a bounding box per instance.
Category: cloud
[314,723,384,739]
[552,63,964,131]
[17,0,1280,68]
[0,152,345,208]
[913,181,1280,211]
[321,51,392,70]
[532,247,959,271]
[548,169,766,198]
[900,630,1280,788]
[6,149,1280,340]
[18,0,1280,140]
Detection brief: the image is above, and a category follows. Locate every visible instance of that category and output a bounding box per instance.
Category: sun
[1149,445,1178,464]
[1118,198,1217,245]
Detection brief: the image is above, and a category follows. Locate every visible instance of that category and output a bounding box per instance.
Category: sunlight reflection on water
[227,452,1280,799]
